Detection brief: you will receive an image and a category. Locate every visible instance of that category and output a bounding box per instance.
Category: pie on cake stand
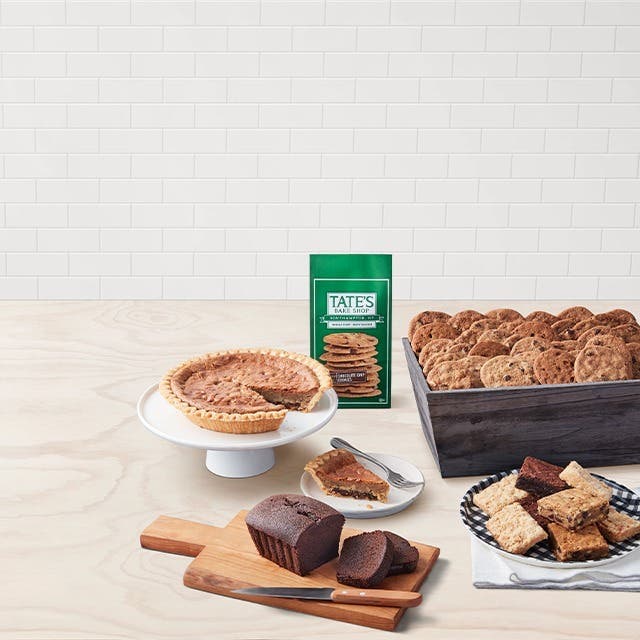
[137,348,337,478]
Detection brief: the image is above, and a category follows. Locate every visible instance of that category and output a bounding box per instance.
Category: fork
[330,437,424,490]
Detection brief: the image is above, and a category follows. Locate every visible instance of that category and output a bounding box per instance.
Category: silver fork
[330,437,424,490]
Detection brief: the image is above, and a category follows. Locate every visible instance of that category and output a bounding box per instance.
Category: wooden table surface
[3,300,639,640]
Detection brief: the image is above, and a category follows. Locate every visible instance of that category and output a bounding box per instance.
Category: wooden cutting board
[141,511,440,631]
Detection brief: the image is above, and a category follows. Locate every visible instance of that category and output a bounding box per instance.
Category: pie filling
[329,488,384,501]
[171,352,321,415]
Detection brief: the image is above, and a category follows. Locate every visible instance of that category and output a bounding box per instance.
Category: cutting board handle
[140,515,225,557]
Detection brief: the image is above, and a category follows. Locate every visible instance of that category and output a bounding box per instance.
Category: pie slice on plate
[305,449,390,502]
[160,348,332,434]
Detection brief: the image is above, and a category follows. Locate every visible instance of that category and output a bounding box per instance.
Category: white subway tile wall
[0,0,639,300]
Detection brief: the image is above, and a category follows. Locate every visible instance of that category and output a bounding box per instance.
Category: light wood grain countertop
[3,300,639,640]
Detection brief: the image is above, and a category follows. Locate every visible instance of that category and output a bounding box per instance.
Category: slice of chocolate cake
[383,531,419,575]
[519,495,550,529]
[516,456,568,496]
[245,494,345,576]
[337,530,393,588]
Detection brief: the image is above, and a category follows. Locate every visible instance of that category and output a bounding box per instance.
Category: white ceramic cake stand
[137,385,338,478]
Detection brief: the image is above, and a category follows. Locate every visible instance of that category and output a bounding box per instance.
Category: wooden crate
[403,338,640,478]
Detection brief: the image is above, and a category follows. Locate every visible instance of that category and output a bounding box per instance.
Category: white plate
[300,452,424,519]
[137,384,338,451]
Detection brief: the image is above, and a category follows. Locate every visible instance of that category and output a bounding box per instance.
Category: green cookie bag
[309,254,392,408]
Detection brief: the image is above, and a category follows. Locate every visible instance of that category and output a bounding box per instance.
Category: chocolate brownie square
[516,456,568,497]
[519,495,550,529]
[547,523,609,562]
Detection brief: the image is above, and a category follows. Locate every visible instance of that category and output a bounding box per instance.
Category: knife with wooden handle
[233,587,422,607]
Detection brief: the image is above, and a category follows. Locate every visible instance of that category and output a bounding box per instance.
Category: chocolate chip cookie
[480,356,538,388]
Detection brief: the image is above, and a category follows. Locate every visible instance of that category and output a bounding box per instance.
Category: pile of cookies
[319,332,381,398]
[473,457,640,561]
[407,307,640,390]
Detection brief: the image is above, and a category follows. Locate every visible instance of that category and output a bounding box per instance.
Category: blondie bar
[537,488,609,530]
[596,507,640,543]
[559,461,613,502]
[486,503,548,555]
[547,523,609,562]
[473,474,529,516]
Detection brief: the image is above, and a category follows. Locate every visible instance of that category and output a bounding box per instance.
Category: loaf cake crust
[245,494,345,576]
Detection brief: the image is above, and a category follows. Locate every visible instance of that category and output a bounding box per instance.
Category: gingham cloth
[462,475,640,590]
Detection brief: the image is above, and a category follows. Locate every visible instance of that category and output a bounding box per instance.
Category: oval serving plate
[460,470,640,569]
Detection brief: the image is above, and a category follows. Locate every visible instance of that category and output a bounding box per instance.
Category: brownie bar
[473,474,529,516]
[547,523,609,562]
[519,495,550,529]
[596,507,640,543]
[516,456,568,497]
[537,488,609,531]
[486,503,548,555]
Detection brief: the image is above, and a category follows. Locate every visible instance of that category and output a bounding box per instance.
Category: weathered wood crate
[403,338,640,478]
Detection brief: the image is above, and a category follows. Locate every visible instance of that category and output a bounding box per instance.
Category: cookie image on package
[324,333,378,348]
[323,332,381,398]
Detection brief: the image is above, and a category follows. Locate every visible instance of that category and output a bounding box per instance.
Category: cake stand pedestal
[137,385,338,478]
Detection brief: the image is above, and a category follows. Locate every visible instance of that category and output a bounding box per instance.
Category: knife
[232,586,422,607]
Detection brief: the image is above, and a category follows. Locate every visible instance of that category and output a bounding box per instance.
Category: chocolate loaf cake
[245,494,345,576]
[383,531,419,575]
[337,530,393,588]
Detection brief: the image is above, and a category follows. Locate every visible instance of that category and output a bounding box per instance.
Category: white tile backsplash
[0,1,637,300]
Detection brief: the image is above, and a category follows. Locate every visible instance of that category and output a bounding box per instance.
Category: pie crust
[305,449,390,502]
[160,348,332,434]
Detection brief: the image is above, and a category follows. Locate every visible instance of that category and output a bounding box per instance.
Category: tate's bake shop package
[310,254,391,408]
[403,306,640,477]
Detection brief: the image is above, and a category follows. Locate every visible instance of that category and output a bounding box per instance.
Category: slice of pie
[305,449,390,502]
[160,348,332,434]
